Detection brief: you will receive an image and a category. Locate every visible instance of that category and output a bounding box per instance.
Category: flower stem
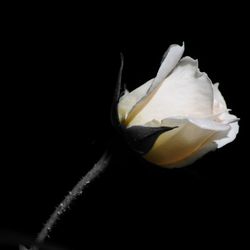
[28,148,112,250]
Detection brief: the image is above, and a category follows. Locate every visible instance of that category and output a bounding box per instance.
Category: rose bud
[111,43,239,168]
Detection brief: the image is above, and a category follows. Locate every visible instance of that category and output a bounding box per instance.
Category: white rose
[112,43,239,168]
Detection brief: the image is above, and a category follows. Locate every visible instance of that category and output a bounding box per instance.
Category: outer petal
[162,129,229,168]
[212,84,239,147]
[212,83,228,114]
[148,43,185,93]
[129,57,214,127]
[144,117,230,168]
[214,113,239,148]
[118,78,154,123]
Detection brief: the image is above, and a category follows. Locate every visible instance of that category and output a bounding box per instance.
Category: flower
[112,43,239,168]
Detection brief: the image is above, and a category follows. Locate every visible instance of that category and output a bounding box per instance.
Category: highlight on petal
[212,83,228,114]
[144,117,231,168]
[128,56,214,127]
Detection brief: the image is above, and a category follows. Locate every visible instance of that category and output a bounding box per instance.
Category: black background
[1,3,248,250]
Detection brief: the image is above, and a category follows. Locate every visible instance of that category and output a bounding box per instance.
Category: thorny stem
[25,148,112,250]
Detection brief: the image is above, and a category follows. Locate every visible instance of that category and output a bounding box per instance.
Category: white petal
[214,113,239,148]
[188,117,230,131]
[167,142,218,168]
[118,78,154,123]
[212,83,227,114]
[129,57,214,127]
[143,122,213,168]
[147,116,188,128]
[143,113,239,168]
[182,122,238,166]
[149,115,230,131]
[144,117,230,168]
[148,42,185,93]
